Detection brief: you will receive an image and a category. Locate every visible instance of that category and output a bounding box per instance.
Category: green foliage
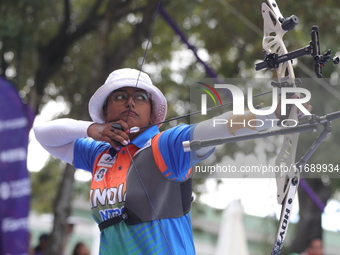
[30,157,63,213]
[2,2,340,248]
[30,158,91,213]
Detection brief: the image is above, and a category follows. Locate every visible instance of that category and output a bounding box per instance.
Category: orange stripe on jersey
[151,132,168,173]
[186,168,192,179]
[90,145,139,191]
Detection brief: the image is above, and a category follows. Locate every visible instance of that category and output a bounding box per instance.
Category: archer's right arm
[34,118,93,165]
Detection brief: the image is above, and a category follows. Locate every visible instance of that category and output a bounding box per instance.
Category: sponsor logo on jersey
[97,153,116,167]
[94,167,108,182]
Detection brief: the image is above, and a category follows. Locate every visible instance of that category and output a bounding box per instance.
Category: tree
[1,0,340,254]
[2,0,164,254]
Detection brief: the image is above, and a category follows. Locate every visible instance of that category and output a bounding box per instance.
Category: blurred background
[1,0,340,254]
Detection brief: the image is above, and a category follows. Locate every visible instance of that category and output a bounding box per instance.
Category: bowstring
[123,1,175,254]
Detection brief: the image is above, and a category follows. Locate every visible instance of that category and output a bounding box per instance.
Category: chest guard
[98,143,192,231]
[124,145,192,224]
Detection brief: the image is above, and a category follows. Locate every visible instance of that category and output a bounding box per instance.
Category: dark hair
[72,242,88,255]
[102,96,109,118]
[39,233,49,241]
[34,233,49,252]
[149,99,154,123]
[306,237,322,248]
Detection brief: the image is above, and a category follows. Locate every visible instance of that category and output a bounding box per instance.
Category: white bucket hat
[89,68,167,126]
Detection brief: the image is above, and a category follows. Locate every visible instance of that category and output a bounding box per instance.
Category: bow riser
[262,1,300,205]
[261,1,301,254]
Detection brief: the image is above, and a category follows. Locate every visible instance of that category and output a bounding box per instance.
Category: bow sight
[256,17,339,78]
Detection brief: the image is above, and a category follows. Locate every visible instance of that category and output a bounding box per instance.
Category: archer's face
[104,87,152,130]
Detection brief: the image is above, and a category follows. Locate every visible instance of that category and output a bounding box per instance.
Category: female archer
[34,68,310,254]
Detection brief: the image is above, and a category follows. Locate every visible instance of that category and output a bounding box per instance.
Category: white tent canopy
[215,200,250,255]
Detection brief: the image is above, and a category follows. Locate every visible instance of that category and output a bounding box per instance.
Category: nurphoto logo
[197,82,312,129]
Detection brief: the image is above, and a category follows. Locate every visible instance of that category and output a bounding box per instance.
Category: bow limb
[262,0,300,205]
[261,1,300,254]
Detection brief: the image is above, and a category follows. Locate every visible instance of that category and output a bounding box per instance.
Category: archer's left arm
[192,109,277,156]
[155,109,276,180]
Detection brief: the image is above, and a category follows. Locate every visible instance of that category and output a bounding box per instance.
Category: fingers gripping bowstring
[124,1,175,254]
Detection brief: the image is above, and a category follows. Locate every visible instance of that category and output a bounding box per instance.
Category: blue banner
[0,76,34,255]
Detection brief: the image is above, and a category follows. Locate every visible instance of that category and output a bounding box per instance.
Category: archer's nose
[125,95,135,108]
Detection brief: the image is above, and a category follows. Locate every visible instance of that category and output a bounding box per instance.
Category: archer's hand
[298,99,313,118]
[274,94,313,118]
[87,120,130,150]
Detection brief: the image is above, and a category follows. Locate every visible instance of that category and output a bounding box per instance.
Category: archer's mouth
[120,110,138,117]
